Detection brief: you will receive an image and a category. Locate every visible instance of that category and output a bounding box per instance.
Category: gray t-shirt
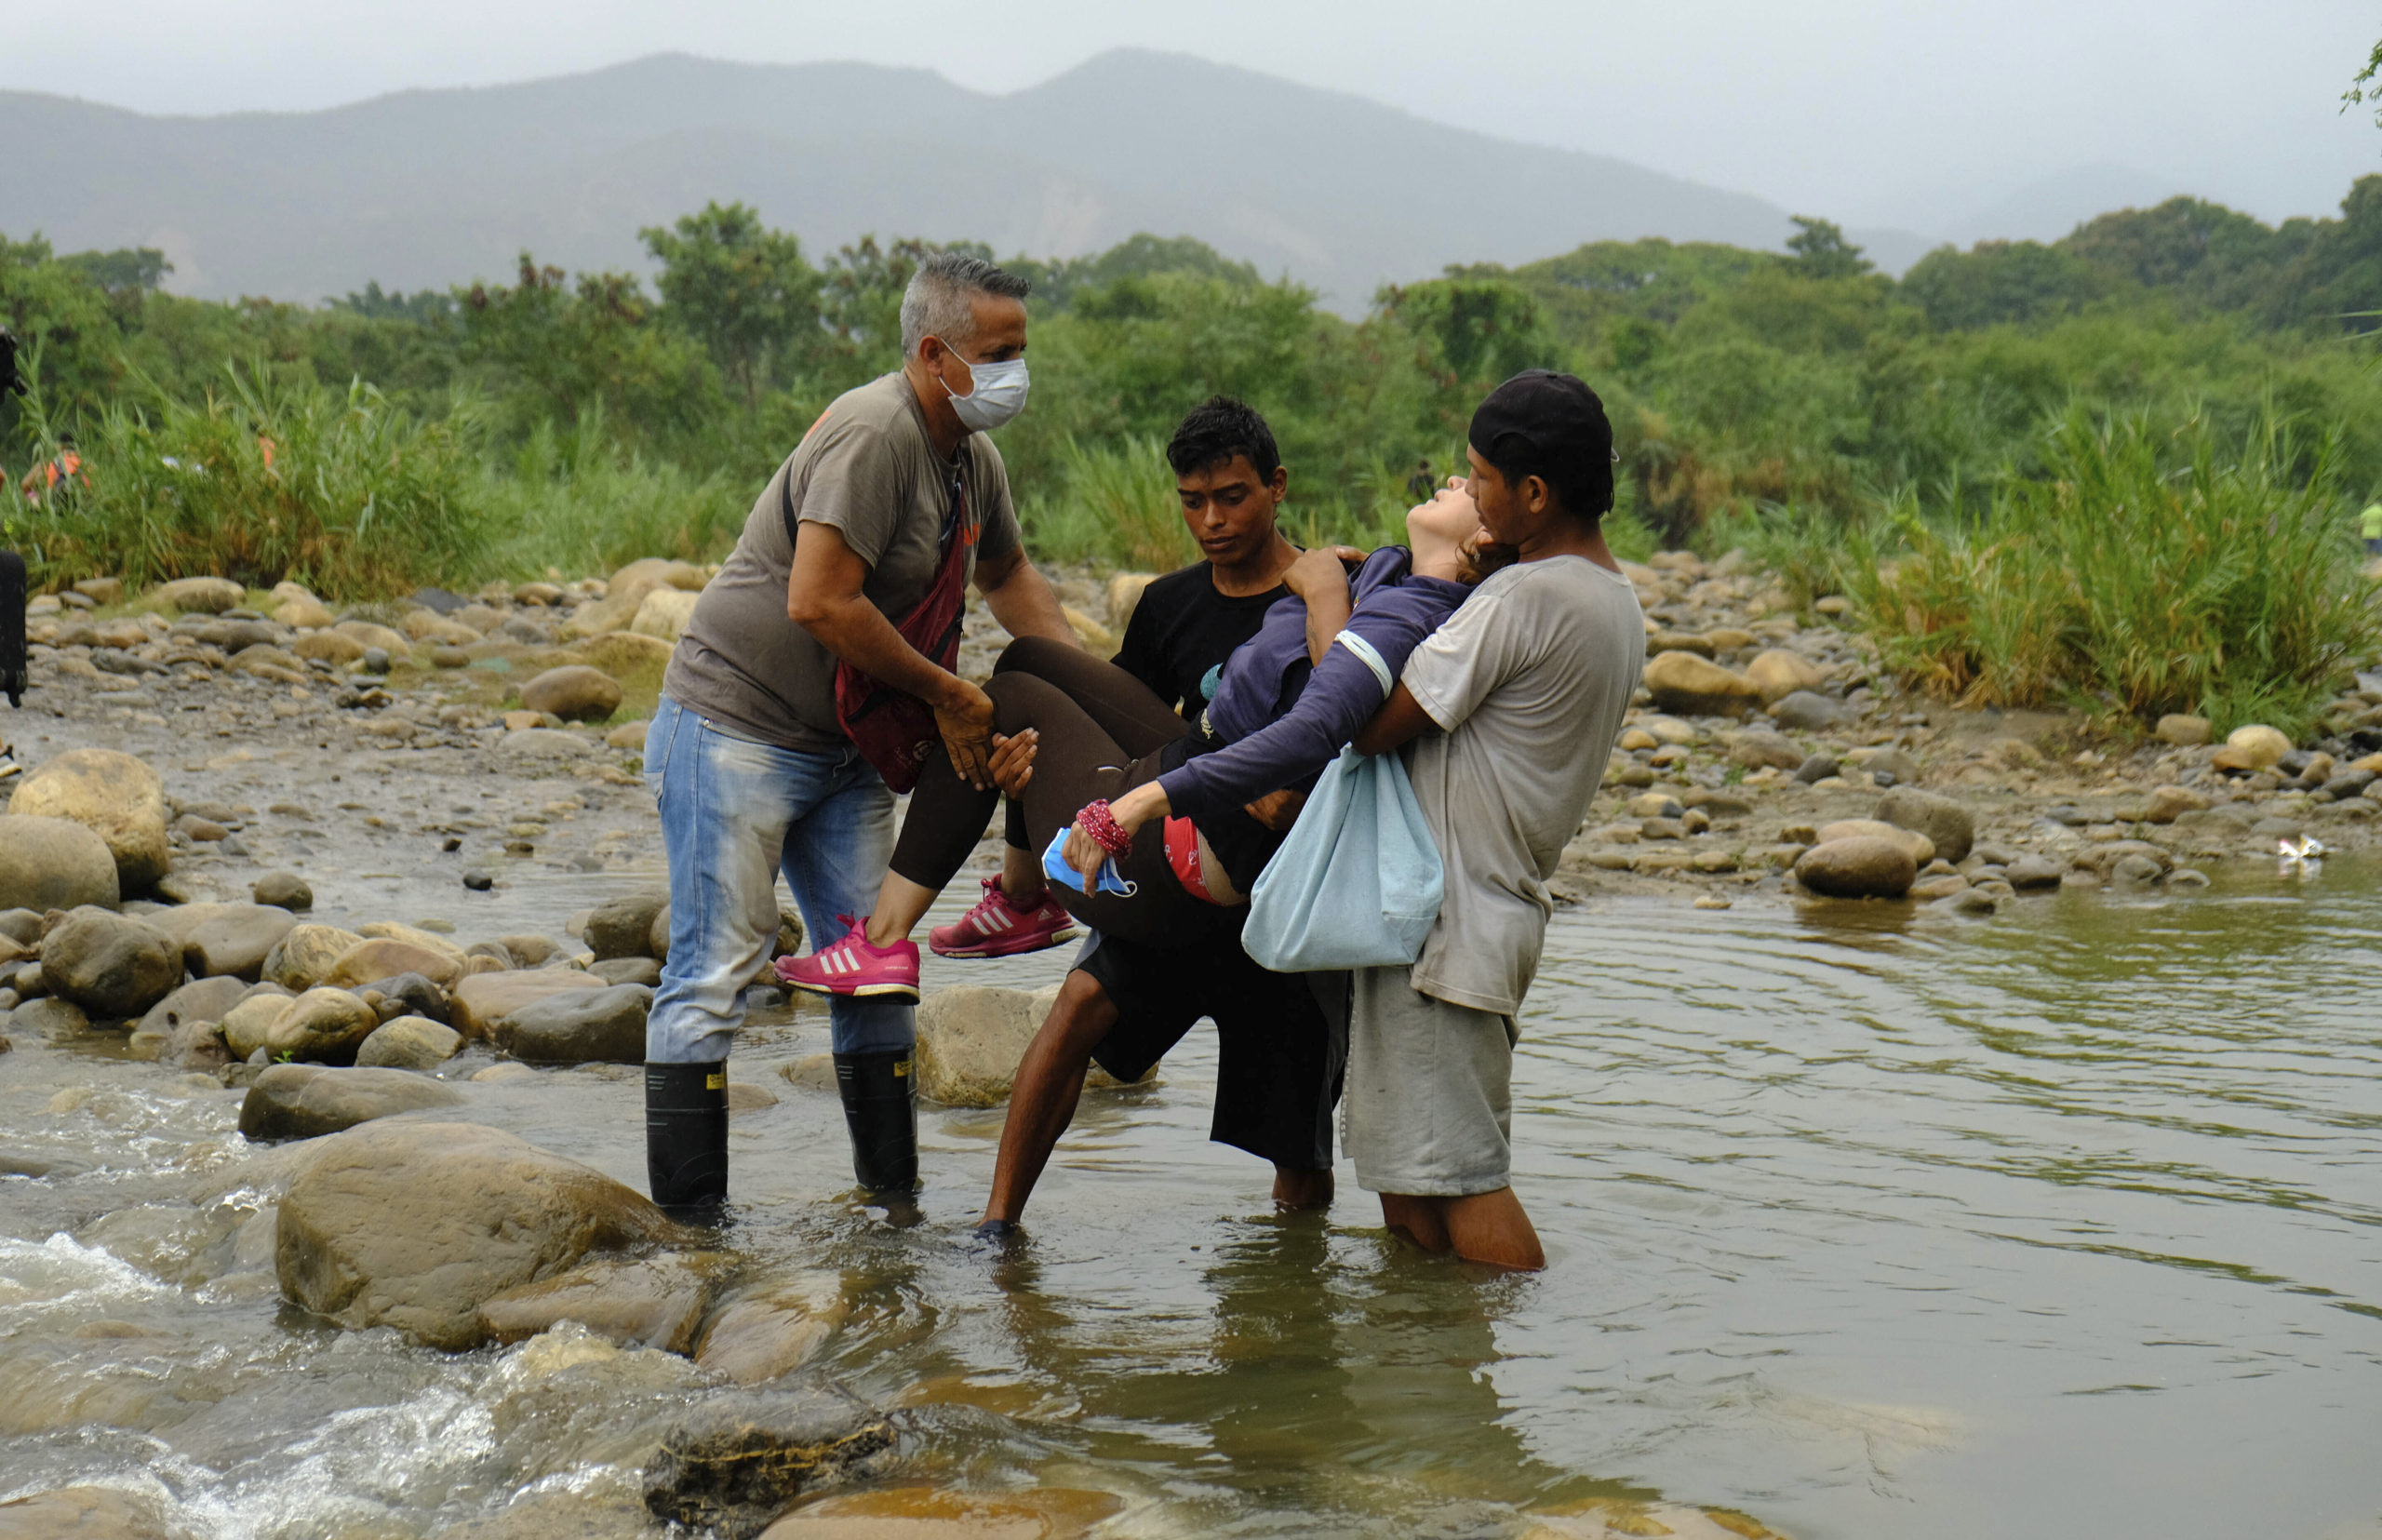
[663,371,1021,753]
[1398,555,1644,1017]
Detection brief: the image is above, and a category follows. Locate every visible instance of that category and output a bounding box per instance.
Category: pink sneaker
[928,877,1081,959]
[775,917,921,1000]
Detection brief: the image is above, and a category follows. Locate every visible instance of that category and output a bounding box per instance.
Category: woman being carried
[779,482,1502,1000]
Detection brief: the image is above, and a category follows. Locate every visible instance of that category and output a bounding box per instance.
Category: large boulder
[148,903,298,981]
[355,1015,464,1070]
[630,588,703,641]
[9,748,171,891]
[275,1120,680,1349]
[154,575,244,613]
[42,906,181,1018]
[0,816,118,914]
[500,984,651,1065]
[324,937,463,992]
[642,1382,894,1539]
[915,985,1139,1107]
[586,890,670,960]
[261,924,366,991]
[1794,836,1918,899]
[238,1063,465,1141]
[476,1252,725,1352]
[2215,722,2292,772]
[1744,648,1826,703]
[1874,787,1974,864]
[0,1485,188,1540]
[1642,652,1762,718]
[221,985,296,1059]
[518,664,624,723]
[261,987,381,1063]
[450,967,607,1038]
[695,1274,849,1385]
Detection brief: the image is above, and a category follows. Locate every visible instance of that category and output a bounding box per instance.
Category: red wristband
[1077,798,1132,858]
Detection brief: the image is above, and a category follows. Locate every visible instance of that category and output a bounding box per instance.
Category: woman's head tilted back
[1465,370,1615,553]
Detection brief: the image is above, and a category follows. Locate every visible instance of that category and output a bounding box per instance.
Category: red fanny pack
[820,466,977,795]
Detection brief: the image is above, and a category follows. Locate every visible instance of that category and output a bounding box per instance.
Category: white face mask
[934,344,1030,433]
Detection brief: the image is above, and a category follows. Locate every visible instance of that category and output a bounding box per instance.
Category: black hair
[1165,395,1280,482]
[1469,370,1615,520]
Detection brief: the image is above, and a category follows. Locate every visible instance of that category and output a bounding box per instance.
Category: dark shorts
[1077,929,1345,1172]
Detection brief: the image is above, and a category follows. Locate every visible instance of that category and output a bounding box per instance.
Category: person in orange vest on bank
[20,434,86,503]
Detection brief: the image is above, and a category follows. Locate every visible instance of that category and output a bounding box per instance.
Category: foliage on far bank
[1788,407,2382,739]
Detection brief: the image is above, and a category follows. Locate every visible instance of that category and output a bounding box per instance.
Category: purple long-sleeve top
[1157,546,1469,824]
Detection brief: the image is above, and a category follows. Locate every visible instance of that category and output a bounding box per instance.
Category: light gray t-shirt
[663,371,1021,752]
[1398,555,1644,1017]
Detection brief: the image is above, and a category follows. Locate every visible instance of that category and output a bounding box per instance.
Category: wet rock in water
[758,1489,1127,1538]
[1794,836,1917,899]
[42,906,181,1018]
[325,936,464,991]
[357,971,449,1024]
[8,747,172,892]
[355,1015,464,1070]
[1769,690,1850,732]
[450,967,607,1038]
[500,983,652,1065]
[1745,648,1826,703]
[238,1063,466,1140]
[150,902,298,981]
[1642,652,1761,718]
[0,824,123,926]
[11,997,91,1041]
[519,663,626,724]
[696,1274,849,1384]
[1793,752,1840,785]
[0,1484,189,1539]
[262,987,381,1063]
[2110,851,2165,888]
[252,870,313,911]
[1725,730,1803,771]
[1875,787,1974,864]
[587,890,670,960]
[2168,867,2211,889]
[642,1380,894,1538]
[916,985,1050,1107]
[2156,713,2214,747]
[2136,785,2209,824]
[1909,874,1970,902]
[133,975,248,1062]
[1816,819,1934,864]
[262,923,366,991]
[477,1252,725,1352]
[275,1119,680,1349]
[2003,854,2067,891]
[2249,815,2305,841]
[220,985,296,1059]
[591,956,663,987]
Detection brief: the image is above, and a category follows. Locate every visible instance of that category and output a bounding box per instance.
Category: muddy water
[3,860,2380,1538]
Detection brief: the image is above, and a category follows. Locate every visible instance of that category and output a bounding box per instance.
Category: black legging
[889,637,1232,944]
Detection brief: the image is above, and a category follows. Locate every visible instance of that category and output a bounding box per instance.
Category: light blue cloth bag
[1242,633,1444,972]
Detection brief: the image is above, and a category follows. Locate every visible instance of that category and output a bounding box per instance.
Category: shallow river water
[2,857,2379,1539]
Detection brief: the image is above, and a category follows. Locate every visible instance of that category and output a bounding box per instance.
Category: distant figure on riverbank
[20,434,85,503]
[2362,498,2382,556]
[1406,458,1435,505]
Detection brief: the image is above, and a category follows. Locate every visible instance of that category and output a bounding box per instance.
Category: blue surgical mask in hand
[1042,827,1135,897]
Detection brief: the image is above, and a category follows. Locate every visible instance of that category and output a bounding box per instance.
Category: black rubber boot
[645,1060,729,1221]
[834,1049,918,1193]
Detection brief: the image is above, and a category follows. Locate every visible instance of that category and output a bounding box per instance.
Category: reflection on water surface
[3,862,2380,1537]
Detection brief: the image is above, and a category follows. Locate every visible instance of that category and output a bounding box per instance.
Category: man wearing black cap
[1346,369,1645,1270]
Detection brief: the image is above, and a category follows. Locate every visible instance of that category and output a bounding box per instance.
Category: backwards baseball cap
[1467,369,1616,516]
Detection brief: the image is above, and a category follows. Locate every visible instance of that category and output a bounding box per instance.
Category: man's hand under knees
[935,676,997,790]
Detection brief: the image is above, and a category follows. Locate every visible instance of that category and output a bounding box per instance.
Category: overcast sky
[15,1,2380,235]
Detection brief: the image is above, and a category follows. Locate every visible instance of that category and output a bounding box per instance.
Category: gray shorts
[1342,965,1519,1197]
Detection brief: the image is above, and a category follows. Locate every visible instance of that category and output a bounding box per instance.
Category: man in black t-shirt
[976,397,1344,1235]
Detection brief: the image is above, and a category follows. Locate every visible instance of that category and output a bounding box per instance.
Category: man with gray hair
[643,251,1077,1217]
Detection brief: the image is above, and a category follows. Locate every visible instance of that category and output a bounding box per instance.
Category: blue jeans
[643,695,913,1063]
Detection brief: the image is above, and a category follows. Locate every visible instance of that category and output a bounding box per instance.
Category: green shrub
[1852,404,2382,735]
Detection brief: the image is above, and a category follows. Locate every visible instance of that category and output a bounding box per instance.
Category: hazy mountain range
[2,50,2174,312]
